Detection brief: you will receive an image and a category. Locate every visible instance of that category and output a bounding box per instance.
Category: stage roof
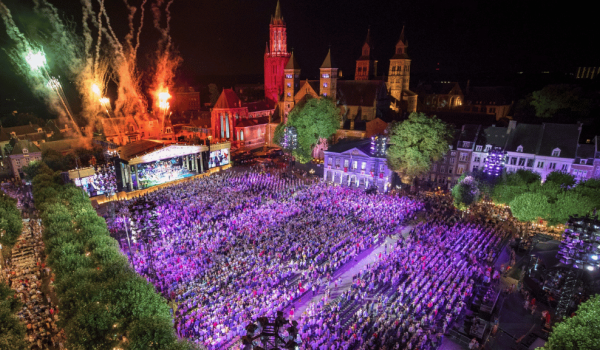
[117,140,209,165]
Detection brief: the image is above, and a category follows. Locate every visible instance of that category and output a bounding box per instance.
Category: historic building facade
[264,1,291,107]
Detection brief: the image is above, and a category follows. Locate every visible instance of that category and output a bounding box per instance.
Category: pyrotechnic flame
[26,50,46,70]
[46,77,61,89]
[158,91,171,110]
[99,97,110,105]
[92,83,101,96]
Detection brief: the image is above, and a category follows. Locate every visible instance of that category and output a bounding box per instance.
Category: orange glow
[92,83,101,97]
[100,97,110,105]
[158,90,171,110]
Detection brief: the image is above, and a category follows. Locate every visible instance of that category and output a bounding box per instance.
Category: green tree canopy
[531,84,592,119]
[0,283,28,350]
[285,97,340,164]
[537,294,600,350]
[451,174,481,210]
[0,192,22,251]
[509,192,552,222]
[386,112,453,184]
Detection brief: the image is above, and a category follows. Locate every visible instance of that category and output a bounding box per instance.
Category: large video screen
[209,149,229,168]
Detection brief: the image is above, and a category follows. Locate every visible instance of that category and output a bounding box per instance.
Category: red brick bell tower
[264,1,291,108]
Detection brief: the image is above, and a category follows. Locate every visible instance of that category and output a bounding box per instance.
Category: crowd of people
[76,164,117,197]
[282,217,507,350]
[106,170,422,349]
[1,184,64,349]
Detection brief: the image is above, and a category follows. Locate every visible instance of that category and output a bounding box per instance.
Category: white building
[323,139,394,192]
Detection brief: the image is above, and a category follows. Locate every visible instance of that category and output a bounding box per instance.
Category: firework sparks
[26,50,46,70]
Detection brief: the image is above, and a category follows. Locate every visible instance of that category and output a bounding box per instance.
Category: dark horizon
[0,0,597,102]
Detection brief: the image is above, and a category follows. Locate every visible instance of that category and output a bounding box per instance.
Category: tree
[387,112,453,184]
[0,283,28,350]
[531,84,592,119]
[451,174,481,210]
[509,192,551,222]
[549,191,594,226]
[492,170,541,205]
[273,123,285,148]
[285,97,340,164]
[208,84,220,106]
[537,294,600,350]
[0,193,23,251]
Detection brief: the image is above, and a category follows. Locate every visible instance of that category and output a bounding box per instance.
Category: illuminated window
[287,93,291,97]
[322,74,330,78]
[552,148,560,157]
[323,93,327,97]
[285,74,292,79]
[536,161,544,168]
[287,83,291,88]
[323,83,328,88]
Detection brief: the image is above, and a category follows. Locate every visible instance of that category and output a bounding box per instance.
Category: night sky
[0,0,597,100]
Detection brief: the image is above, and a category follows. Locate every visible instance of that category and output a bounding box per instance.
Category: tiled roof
[285,52,300,70]
[537,123,581,158]
[505,124,544,153]
[243,101,272,112]
[416,82,462,96]
[576,144,595,165]
[0,124,41,142]
[214,89,242,109]
[10,139,41,155]
[475,126,509,148]
[320,49,336,69]
[235,117,269,127]
[337,80,387,107]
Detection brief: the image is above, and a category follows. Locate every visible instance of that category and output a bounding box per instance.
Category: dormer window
[484,145,492,152]
[475,145,483,152]
[581,159,587,164]
[552,148,561,157]
[516,145,523,153]
[22,148,28,154]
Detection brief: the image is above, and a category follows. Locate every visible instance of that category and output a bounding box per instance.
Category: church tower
[355,28,376,80]
[264,1,291,108]
[388,26,411,103]
[320,48,338,101]
[283,51,300,117]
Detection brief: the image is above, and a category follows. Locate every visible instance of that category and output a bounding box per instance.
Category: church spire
[271,1,284,25]
[320,48,336,69]
[398,25,406,45]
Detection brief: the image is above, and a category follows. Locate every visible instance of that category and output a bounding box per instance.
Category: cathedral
[264,1,417,123]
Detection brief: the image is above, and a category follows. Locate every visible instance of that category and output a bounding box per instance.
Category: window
[321,74,330,78]
[361,162,366,170]
[15,159,20,166]
[510,157,517,165]
[484,145,491,152]
[344,160,349,168]
[328,158,332,166]
[473,165,479,171]
[581,159,587,164]
[457,165,465,175]
[433,164,438,172]
[552,148,561,157]
[352,161,358,170]
[287,93,291,97]
[285,74,293,79]
[489,107,496,114]
[287,83,291,88]
[323,83,328,88]
[323,93,327,97]
[450,151,457,156]
[474,156,481,163]
[527,159,534,167]
[561,164,568,171]
[536,161,544,168]
[449,157,455,165]
[475,145,483,152]
[459,152,468,162]
[462,141,472,148]
[518,158,525,166]
[595,167,600,177]
[22,148,28,154]
[516,145,523,153]
[443,156,448,163]
[548,162,557,170]
[440,166,445,173]
[335,158,340,167]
